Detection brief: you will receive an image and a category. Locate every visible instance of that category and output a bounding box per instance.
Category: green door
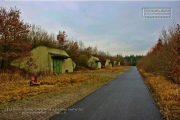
[96,62,98,68]
[53,59,62,73]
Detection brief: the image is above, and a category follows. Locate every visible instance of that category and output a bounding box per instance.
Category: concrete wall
[105,59,112,67]
[11,46,76,74]
[97,61,102,69]
[114,61,117,66]
[88,56,101,69]
[62,58,76,73]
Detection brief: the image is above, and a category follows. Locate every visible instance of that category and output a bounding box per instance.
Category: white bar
[4,0,180,1]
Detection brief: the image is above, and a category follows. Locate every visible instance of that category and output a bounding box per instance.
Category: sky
[1,0,180,56]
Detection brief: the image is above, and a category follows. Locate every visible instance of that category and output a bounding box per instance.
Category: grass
[139,69,180,120]
[0,66,131,120]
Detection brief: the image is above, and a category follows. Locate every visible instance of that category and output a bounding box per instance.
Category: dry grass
[139,69,180,120]
[0,66,128,103]
[0,66,131,120]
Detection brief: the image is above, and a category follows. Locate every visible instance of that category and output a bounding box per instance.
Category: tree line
[0,7,128,70]
[137,24,180,84]
[124,55,143,66]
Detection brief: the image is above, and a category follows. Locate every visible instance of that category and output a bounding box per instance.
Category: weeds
[0,66,131,120]
[0,66,131,103]
[139,69,180,120]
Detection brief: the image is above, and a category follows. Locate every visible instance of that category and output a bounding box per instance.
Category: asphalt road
[50,67,164,120]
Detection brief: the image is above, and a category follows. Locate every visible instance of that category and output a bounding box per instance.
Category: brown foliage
[66,41,80,62]
[137,24,180,83]
[57,31,68,50]
[0,6,124,70]
[28,24,58,49]
[0,7,31,68]
[139,70,180,120]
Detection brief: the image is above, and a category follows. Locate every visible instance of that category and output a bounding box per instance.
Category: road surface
[50,67,164,120]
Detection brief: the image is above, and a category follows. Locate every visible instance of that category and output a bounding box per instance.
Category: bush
[137,24,180,84]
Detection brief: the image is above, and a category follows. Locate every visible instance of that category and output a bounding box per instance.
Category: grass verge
[0,66,131,120]
[139,69,180,120]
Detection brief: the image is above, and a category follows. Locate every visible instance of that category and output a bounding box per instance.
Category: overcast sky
[1,0,180,56]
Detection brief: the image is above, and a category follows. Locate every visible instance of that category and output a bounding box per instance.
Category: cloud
[2,1,180,56]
